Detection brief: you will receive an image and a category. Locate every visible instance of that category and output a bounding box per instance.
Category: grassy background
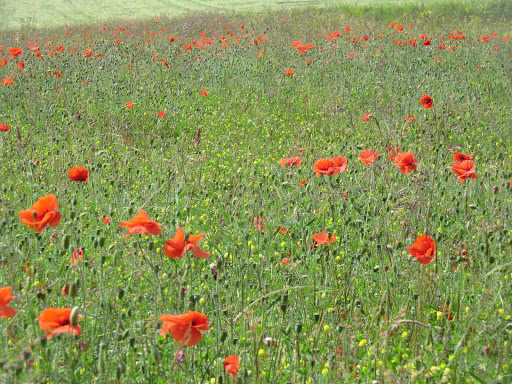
[1,1,512,383]
[1,0,511,30]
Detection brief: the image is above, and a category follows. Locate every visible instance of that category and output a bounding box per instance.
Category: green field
[1,0,512,383]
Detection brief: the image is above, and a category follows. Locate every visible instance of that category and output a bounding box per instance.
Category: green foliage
[0,3,511,384]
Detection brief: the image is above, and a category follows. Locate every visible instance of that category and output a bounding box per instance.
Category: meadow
[0,0,512,383]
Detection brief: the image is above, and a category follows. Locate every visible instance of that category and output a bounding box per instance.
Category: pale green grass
[0,0,479,30]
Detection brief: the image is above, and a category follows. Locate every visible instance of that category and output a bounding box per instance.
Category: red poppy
[120,209,162,237]
[198,90,209,96]
[405,115,417,124]
[313,231,336,246]
[313,156,347,177]
[0,123,10,132]
[163,226,210,259]
[70,248,83,265]
[453,151,474,162]
[8,47,22,58]
[61,282,71,295]
[386,146,401,161]
[0,286,16,318]
[396,25,404,31]
[1,77,13,86]
[407,235,436,264]
[0,58,7,68]
[101,217,111,224]
[161,60,170,69]
[299,179,307,187]
[359,149,378,165]
[225,355,240,378]
[394,151,417,174]
[158,111,166,118]
[169,36,175,43]
[160,311,210,346]
[38,308,82,339]
[19,194,62,232]
[18,62,24,69]
[279,157,302,166]
[285,69,294,76]
[452,160,477,182]
[419,94,433,109]
[68,166,89,182]
[125,101,134,108]
[282,258,291,265]
[253,216,266,232]
[361,112,371,121]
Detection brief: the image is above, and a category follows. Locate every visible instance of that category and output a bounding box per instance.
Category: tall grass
[0,2,511,383]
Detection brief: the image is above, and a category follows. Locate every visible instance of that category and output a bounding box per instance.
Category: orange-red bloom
[160,311,210,346]
[386,146,401,161]
[1,77,13,86]
[0,286,16,318]
[101,217,111,224]
[361,112,371,121]
[19,194,62,232]
[282,258,291,265]
[8,47,22,58]
[38,308,82,339]
[453,151,474,162]
[452,160,477,182]
[359,149,378,165]
[279,157,302,166]
[198,90,209,96]
[68,166,89,182]
[120,209,162,237]
[158,110,166,118]
[394,151,417,174]
[285,69,294,76]
[313,231,336,246]
[313,156,347,177]
[225,355,240,378]
[253,216,266,232]
[420,94,433,109]
[407,235,436,264]
[70,248,83,265]
[0,123,10,132]
[163,226,210,259]
[125,101,134,108]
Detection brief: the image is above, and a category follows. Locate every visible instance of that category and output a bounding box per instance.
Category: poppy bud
[40,335,47,348]
[118,287,125,300]
[129,337,135,348]
[232,337,239,345]
[70,306,79,326]
[153,347,161,364]
[99,237,105,247]
[69,282,78,298]
[62,234,70,249]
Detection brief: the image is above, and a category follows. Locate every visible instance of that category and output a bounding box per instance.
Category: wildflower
[386,146,401,161]
[1,77,13,86]
[198,90,209,96]
[163,226,210,259]
[285,69,294,76]
[38,308,82,339]
[225,355,240,378]
[120,209,162,237]
[453,151,474,162]
[0,123,10,132]
[282,258,291,265]
[419,94,433,109]
[8,47,22,58]
[394,151,417,174]
[68,166,89,182]
[0,286,16,318]
[125,101,134,108]
[19,194,62,232]
[70,248,83,265]
[359,149,378,165]
[452,160,477,182]
[279,157,302,166]
[101,217,111,224]
[160,311,210,346]
[253,217,266,232]
[361,112,371,121]
[158,111,166,118]
[161,60,170,69]
[313,232,336,247]
[313,157,347,177]
[407,235,436,264]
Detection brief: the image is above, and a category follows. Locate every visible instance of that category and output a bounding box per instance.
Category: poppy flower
[313,231,336,247]
[279,157,302,166]
[0,58,8,68]
[61,282,71,295]
[18,62,24,69]
[419,94,433,109]
[38,308,82,339]
[394,151,417,175]
[19,194,62,232]
[160,311,210,346]
[285,69,294,76]
[198,90,209,96]
[313,156,347,177]
[299,179,307,187]
[386,146,401,161]
[361,112,371,121]
[101,217,111,224]
[0,286,16,318]
[253,216,266,232]
[1,77,13,86]
[169,36,175,43]
[359,149,378,165]
[161,60,170,69]
[452,160,477,182]
[120,209,162,237]
[70,248,83,265]
[453,151,474,162]
[405,115,417,125]
[225,355,240,378]
[163,226,210,259]
[158,111,166,118]
[282,258,291,265]
[8,47,22,58]
[0,123,10,132]
[407,235,436,264]
[68,166,89,182]
[125,101,134,108]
